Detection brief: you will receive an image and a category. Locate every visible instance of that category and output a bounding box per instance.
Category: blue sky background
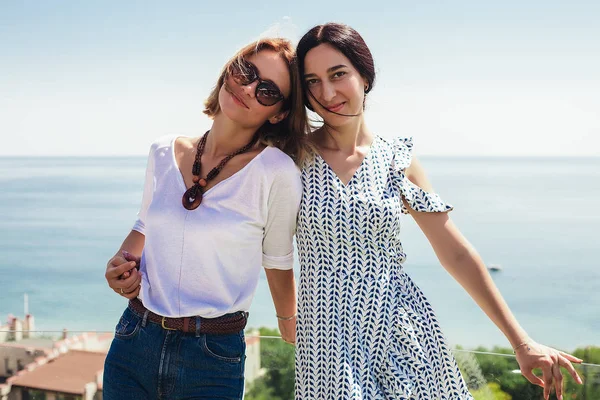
[1,0,598,156]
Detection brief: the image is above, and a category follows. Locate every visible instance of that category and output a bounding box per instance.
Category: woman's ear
[269,110,289,124]
[361,75,370,93]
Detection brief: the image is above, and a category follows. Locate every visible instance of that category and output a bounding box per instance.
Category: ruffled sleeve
[390,137,453,215]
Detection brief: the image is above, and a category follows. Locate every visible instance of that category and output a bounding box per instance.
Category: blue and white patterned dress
[295,136,473,399]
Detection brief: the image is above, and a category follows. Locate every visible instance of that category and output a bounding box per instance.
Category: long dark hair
[296,23,376,111]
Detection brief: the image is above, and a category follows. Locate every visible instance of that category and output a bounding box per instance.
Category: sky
[1,0,599,156]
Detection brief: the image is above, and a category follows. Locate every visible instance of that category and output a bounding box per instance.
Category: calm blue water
[0,156,598,350]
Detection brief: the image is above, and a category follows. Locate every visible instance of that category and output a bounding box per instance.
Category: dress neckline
[313,135,379,187]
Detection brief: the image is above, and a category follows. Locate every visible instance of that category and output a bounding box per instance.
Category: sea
[1,155,598,350]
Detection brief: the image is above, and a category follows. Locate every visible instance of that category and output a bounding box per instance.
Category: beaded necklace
[182,130,259,210]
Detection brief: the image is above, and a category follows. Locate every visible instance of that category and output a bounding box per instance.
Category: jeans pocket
[200,332,244,363]
[114,308,142,340]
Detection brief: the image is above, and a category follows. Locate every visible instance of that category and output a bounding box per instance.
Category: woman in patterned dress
[293,23,583,400]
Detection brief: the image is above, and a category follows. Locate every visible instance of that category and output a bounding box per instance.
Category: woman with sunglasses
[102,37,306,399]
[293,23,583,400]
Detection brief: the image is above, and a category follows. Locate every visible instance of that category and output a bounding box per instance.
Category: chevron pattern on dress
[295,136,473,399]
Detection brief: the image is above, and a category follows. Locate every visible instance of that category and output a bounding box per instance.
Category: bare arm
[410,207,529,346]
[115,229,145,259]
[404,160,528,347]
[264,268,297,344]
[404,158,582,397]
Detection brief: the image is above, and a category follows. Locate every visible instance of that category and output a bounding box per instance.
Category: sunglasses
[228,60,286,107]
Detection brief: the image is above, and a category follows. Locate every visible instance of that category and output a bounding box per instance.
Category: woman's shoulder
[377,135,413,150]
[253,146,301,189]
[260,146,300,171]
[145,134,178,155]
[374,135,414,169]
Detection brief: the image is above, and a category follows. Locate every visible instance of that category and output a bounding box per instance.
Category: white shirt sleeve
[262,159,302,270]
[132,141,157,235]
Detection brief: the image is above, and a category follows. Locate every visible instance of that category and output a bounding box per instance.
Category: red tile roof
[10,350,105,395]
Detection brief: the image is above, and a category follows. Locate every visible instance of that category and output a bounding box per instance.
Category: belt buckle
[161,317,177,331]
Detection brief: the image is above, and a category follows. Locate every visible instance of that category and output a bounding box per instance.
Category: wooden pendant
[182,185,203,210]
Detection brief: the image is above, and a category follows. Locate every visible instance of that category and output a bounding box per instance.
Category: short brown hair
[203,38,307,163]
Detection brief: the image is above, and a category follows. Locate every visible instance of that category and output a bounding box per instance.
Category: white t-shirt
[132,135,302,318]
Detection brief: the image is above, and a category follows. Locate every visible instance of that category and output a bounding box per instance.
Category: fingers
[122,250,140,263]
[106,261,138,280]
[116,251,140,279]
[108,267,139,290]
[122,272,141,292]
[123,286,141,299]
[112,273,141,299]
[123,271,142,293]
[108,267,142,299]
[112,285,140,299]
[517,342,584,398]
[542,366,553,400]
[559,355,583,384]
[559,351,583,364]
[552,363,564,400]
[521,369,545,388]
[109,255,127,266]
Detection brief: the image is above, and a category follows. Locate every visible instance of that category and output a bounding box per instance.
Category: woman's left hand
[515,339,583,400]
[278,317,296,345]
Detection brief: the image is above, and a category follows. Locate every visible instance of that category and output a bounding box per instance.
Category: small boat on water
[487,264,503,272]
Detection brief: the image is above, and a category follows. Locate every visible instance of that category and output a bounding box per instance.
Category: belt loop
[142,310,149,328]
[195,316,201,338]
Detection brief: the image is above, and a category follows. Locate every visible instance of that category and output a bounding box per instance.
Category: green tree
[469,346,542,400]
[248,327,295,400]
[244,378,282,400]
[245,331,599,400]
[471,382,512,400]
[566,346,600,399]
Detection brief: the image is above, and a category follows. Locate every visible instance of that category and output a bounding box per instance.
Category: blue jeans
[103,306,246,399]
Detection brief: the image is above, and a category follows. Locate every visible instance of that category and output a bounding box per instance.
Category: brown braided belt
[129,298,248,335]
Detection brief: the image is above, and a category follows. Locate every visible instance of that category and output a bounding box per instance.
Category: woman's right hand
[105,254,142,300]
